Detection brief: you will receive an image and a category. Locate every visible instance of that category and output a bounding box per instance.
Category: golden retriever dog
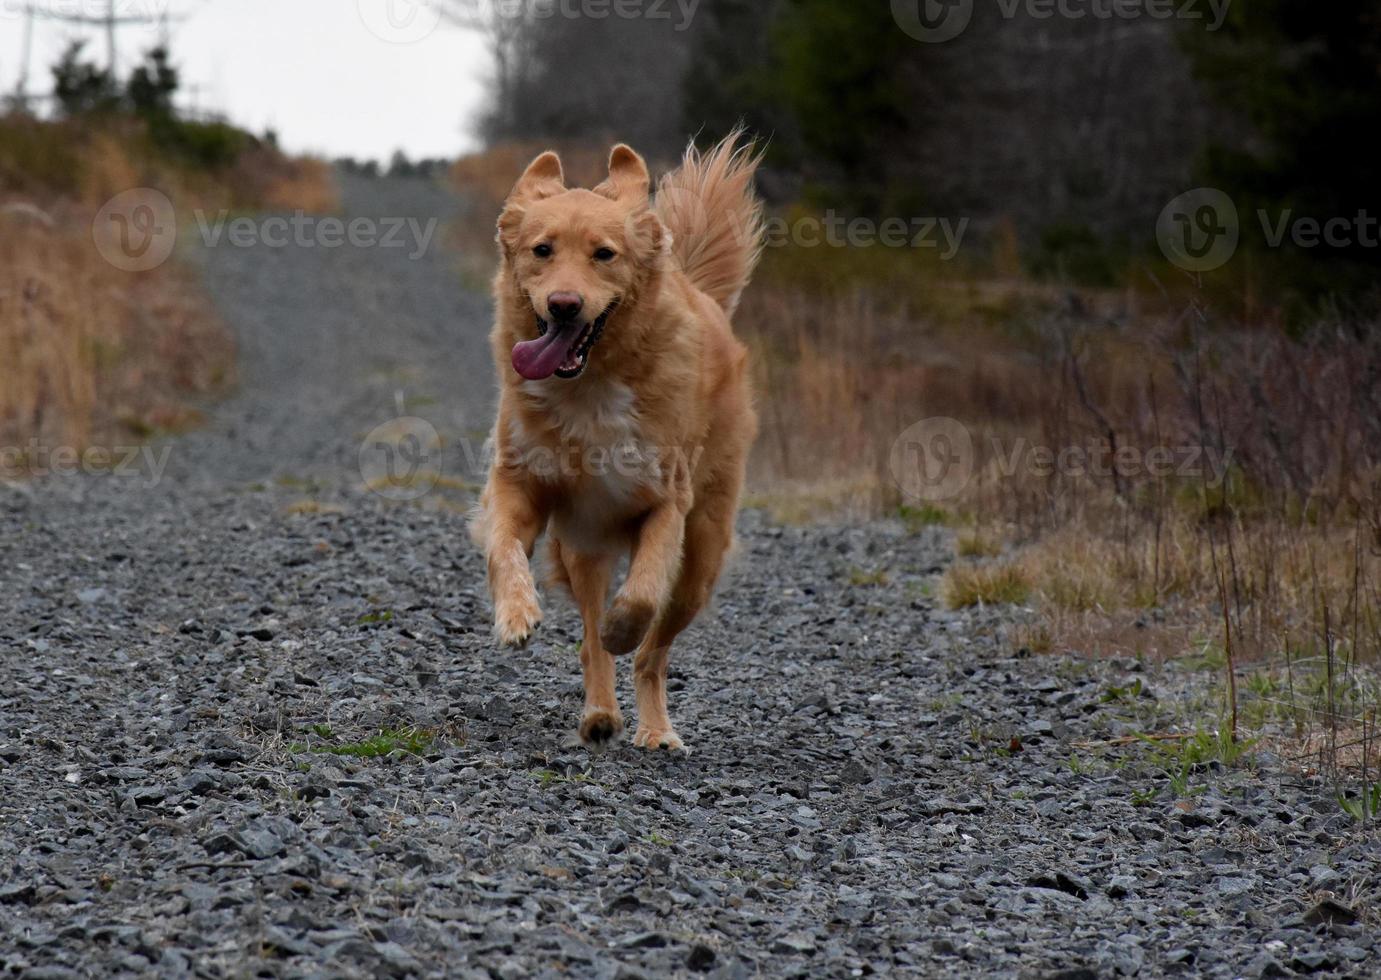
[470,132,763,751]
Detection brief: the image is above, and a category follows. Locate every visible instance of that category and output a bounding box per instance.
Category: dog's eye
[533,243,553,258]
[593,247,616,262]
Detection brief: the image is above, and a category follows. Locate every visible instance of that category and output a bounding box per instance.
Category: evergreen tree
[127,46,179,119]
[1183,1,1381,267]
[52,41,120,116]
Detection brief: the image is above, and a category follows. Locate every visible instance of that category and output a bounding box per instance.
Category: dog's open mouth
[511,302,617,381]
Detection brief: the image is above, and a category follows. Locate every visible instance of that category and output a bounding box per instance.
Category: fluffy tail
[655,129,765,318]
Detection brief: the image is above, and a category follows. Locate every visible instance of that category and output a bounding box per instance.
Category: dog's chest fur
[514,379,664,548]
[521,377,639,446]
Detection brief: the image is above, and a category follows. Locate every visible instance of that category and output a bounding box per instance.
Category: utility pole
[22,3,180,78]
[107,0,118,76]
[14,4,35,109]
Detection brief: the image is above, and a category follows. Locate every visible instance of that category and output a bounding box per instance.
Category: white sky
[1,0,490,160]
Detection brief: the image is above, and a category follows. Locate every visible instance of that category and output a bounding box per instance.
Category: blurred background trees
[52,41,122,117]
[1183,0,1381,294]
[462,0,1379,302]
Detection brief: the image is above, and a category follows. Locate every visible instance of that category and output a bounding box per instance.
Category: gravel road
[2,176,1377,978]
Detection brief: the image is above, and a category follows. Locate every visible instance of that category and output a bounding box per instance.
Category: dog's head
[497,145,668,381]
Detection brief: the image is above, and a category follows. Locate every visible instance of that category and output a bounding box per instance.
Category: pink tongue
[511,323,579,380]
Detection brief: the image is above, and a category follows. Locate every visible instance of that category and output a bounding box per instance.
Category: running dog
[471,132,763,750]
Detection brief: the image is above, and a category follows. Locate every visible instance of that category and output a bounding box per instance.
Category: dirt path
[1,177,1375,979]
[178,172,494,489]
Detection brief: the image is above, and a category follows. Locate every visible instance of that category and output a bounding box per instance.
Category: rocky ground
[2,176,1377,978]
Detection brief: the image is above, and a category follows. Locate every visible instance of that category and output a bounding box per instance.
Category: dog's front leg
[602,499,686,655]
[477,473,545,647]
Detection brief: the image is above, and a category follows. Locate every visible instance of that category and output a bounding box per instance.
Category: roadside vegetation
[0,43,336,467]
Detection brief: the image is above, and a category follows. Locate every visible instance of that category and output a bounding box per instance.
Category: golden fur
[471,133,763,750]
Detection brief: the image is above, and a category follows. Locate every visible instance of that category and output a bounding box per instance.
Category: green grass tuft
[847,566,890,587]
[899,504,951,531]
[289,726,435,759]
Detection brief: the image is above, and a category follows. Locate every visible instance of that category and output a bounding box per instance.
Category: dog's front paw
[579,707,625,747]
[494,589,542,647]
[601,596,655,655]
[633,726,686,753]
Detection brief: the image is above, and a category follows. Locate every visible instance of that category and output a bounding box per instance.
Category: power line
[18,2,185,76]
[22,7,167,25]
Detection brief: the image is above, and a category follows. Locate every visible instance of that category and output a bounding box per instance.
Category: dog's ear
[626,209,670,268]
[508,151,565,203]
[594,144,651,202]
[498,151,565,254]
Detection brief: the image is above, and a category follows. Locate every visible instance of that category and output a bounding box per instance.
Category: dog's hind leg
[560,544,624,746]
[632,487,736,752]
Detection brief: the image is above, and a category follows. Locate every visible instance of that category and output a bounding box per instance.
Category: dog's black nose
[547,293,583,322]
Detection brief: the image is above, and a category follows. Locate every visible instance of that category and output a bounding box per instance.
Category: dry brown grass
[748,238,1379,797]
[943,561,1033,609]
[0,207,235,463]
[1,113,339,214]
[232,149,339,215]
[737,234,1380,674]
[1,113,336,466]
